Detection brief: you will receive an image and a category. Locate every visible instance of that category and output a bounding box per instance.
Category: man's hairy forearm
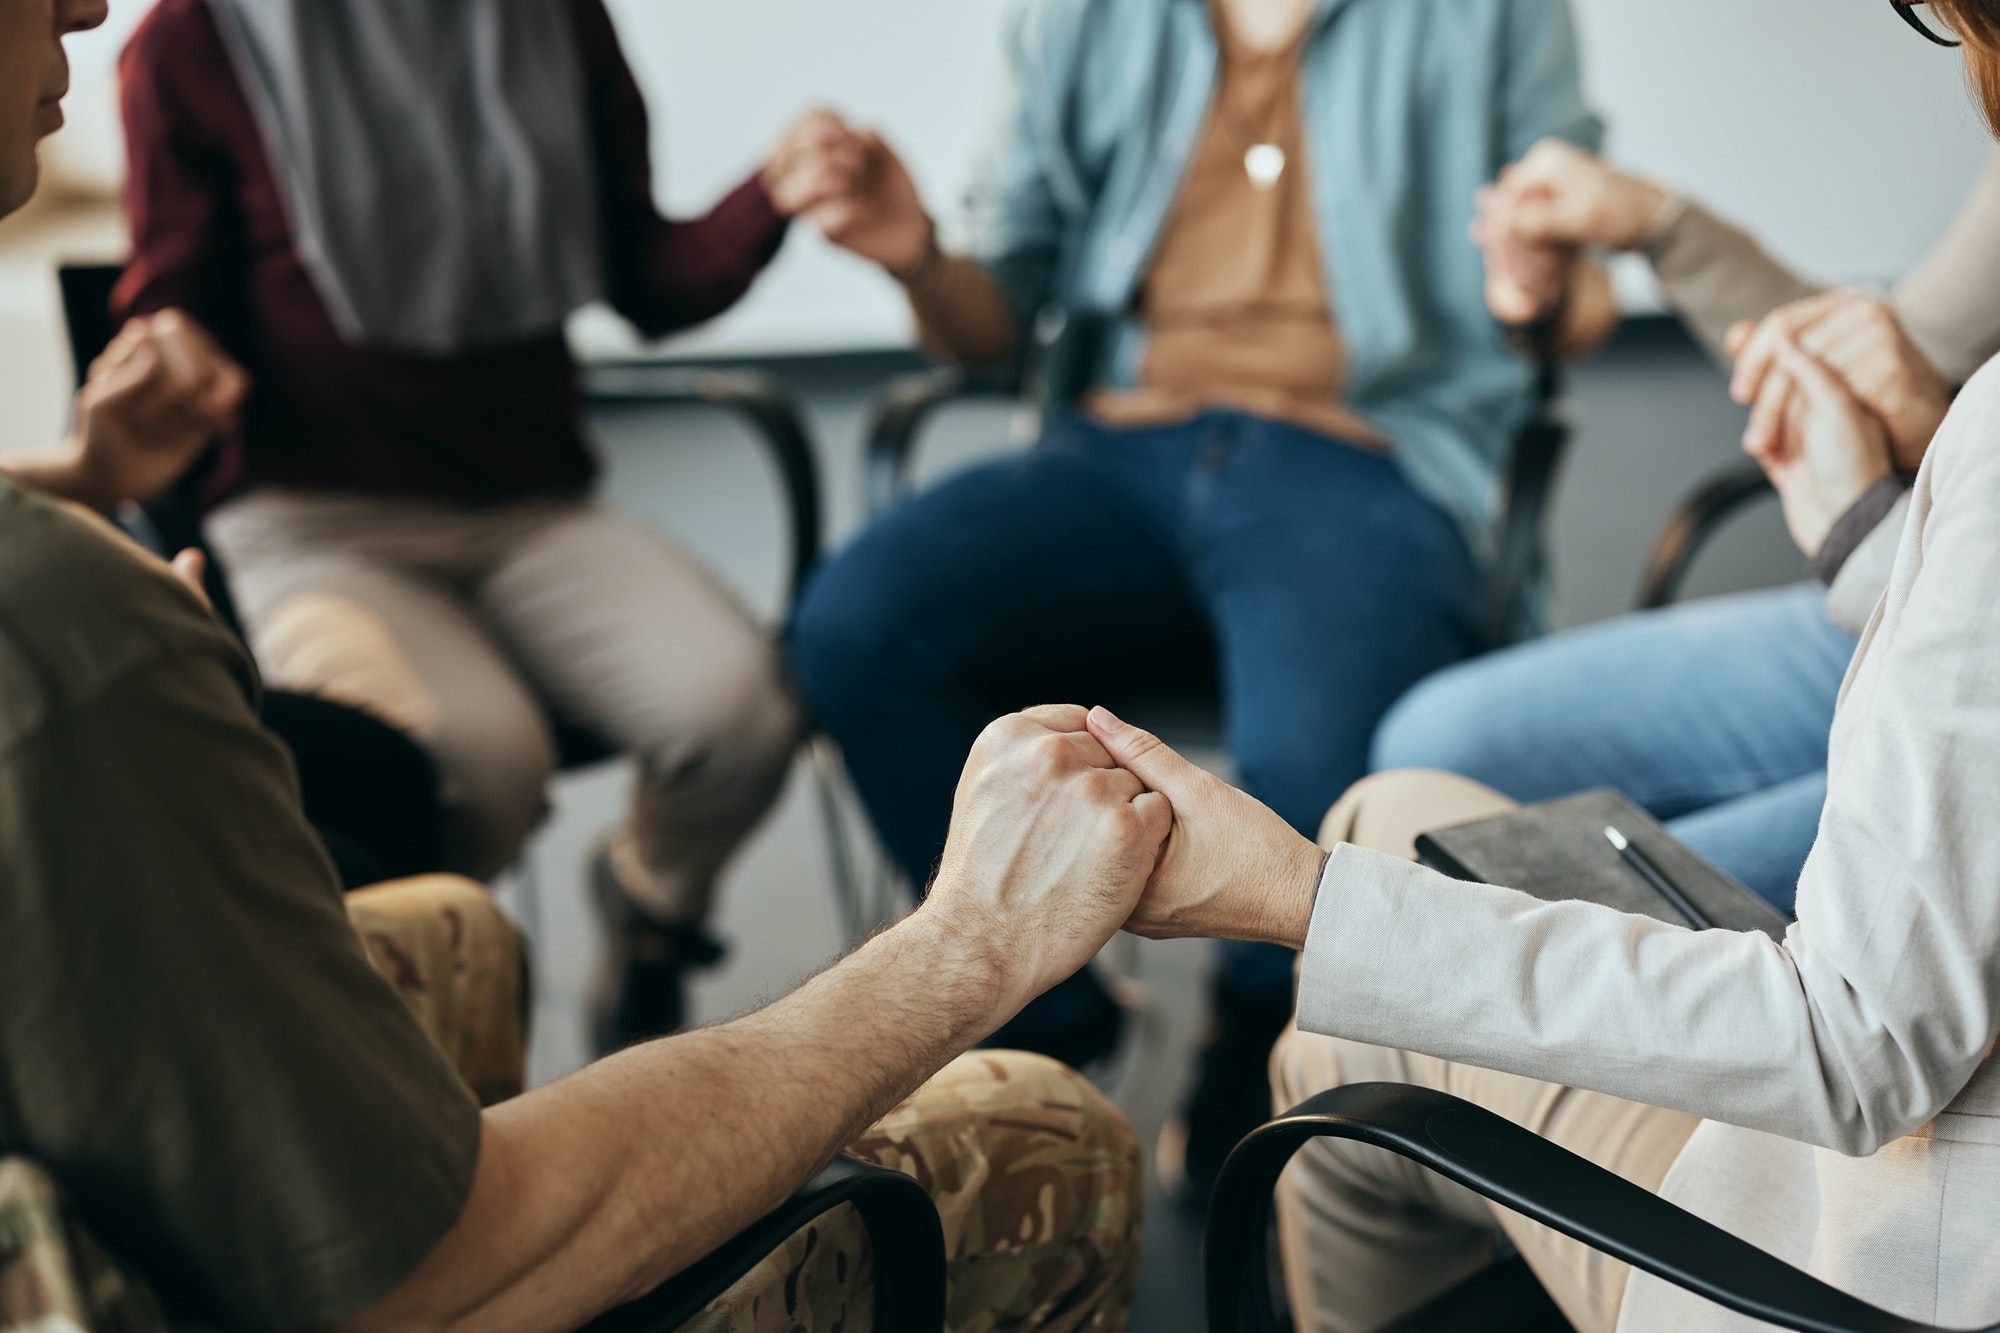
[336,909,1012,1333]
[902,250,1018,369]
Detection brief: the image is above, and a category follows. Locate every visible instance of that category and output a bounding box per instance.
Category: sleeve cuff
[1812,476,1909,585]
[1824,488,1913,636]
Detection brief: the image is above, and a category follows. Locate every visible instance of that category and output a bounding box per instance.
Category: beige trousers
[209,490,801,918]
[1273,771,1702,1333]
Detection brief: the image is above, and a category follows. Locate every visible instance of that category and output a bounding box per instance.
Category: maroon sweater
[116,0,789,506]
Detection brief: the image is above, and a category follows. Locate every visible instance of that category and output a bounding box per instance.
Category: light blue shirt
[955,0,1604,556]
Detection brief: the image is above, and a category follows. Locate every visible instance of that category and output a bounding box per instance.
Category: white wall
[39,0,2000,358]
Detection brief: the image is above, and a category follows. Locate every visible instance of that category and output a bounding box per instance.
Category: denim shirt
[955,0,1603,557]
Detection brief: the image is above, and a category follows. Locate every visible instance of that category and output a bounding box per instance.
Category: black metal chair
[580,1157,947,1333]
[1635,461,1776,610]
[1204,1082,1996,1333]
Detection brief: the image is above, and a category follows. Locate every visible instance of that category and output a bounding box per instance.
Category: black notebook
[1414,788,1789,942]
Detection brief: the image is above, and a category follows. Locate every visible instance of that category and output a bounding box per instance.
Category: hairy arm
[334,911,1005,1333]
[334,706,1167,1333]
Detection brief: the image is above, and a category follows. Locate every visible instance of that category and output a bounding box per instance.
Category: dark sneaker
[588,846,727,1056]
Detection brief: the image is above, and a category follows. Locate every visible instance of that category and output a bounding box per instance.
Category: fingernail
[1090,705,1125,734]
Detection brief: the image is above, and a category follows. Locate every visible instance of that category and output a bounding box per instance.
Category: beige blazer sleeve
[1297,363,2000,1157]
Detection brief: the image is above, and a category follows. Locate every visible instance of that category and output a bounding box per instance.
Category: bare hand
[922,706,1173,1014]
[1084,707,1325,949]
[1751,338,1894,559]
[764,110,932,276]
[1726,291,1950,473]
[70,310,246,509]
[1473,140,1665,329]
[1477,138,1672,251]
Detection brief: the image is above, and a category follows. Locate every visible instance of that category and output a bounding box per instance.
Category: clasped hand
[924,705,1326,1021]
[68,309,247,510]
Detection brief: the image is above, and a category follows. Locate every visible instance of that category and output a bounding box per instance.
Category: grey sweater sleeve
[1640,197,1822,364]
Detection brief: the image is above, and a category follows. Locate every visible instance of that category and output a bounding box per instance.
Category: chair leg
[810,737,870,943]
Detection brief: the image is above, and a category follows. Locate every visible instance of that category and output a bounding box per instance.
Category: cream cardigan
[1299,358,2000,1329]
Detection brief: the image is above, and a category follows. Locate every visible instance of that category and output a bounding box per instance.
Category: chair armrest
[1205,1082,1973,1333]
[1636,462,1777,610]
[583,363,824,611]
[863,367,1021,520]
[581,1157,946,1333]
[1483,360,1570,651]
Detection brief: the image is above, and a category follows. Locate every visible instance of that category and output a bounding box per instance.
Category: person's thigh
[1371,583,1855,822]
[346,876,528,1107]
[474,502,799,778]
[678,1051,1145,1333]
[216,541,558,880]
[472,503,801,918]
[1197,423,1483,837]
[1271,1029,1698,1333]
[1668,769,1828,915]
[790,431,1208,883]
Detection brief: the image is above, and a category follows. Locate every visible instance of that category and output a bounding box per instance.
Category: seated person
[1374,135,2000,912]
[8,289,447,888]
[1077,266,2000,1325]
[784,0,1616,1189]
[114,0,846,1049]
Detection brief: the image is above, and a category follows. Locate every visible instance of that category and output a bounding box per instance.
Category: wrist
[1255,838,1329,951]
[886,219,942,287]
[1610,178,1674,251]
[899,898,1024,1037]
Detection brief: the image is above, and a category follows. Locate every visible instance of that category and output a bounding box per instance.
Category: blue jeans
[792,411,1481,1008]
[1371,582,1857,916]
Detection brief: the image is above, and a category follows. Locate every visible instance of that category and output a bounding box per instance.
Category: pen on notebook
[1604,826,1713,930]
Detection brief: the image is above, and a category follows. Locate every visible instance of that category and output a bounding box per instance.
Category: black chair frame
[1636,461,1776,610]
[1205,1082,1997,1333]
[581,1157,947,1333]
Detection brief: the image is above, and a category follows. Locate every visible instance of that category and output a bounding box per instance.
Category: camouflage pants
[4,884,1144,1333]
[680,1050,1145,1333]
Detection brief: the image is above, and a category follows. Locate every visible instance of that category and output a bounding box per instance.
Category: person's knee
[431,710,558,879]
[345,875,528,1104]
[1368,665,1499,776]
[1316,770,1516,857]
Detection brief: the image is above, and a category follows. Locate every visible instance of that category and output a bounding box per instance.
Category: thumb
[170,548,212,609]
[1088,705,1204,801]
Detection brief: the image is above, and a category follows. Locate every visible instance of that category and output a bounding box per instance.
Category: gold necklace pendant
[1244,143,1286,189]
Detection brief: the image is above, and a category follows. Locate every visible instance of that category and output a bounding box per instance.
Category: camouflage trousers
[2,881,1144,1333]
[681,1050,1145,1333]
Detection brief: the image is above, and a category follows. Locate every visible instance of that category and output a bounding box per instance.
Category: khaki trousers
[209,490,801,918]
[1274,771,1702,1333]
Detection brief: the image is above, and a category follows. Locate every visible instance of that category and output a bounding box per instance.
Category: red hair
[1930,0,2000,133]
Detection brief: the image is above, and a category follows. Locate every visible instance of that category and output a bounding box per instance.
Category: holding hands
[1472,139,1631,348]
[1726,291,1949,474]
[764,110,933,277]
[923,706,1173,1021]
[68,309,247,510]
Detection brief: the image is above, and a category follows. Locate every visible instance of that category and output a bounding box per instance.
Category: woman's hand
[1476,138,1673,252]
[763,110,933,277]
[1084,706,1325,950]
[1750,337,1895,559]
[1726,290,1951,474]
